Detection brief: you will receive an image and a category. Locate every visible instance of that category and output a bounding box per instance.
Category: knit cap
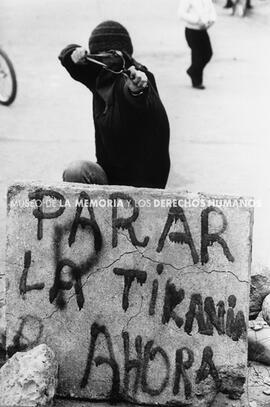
[88,20,133,56]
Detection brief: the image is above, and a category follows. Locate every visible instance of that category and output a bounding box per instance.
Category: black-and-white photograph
[0,0,270,406]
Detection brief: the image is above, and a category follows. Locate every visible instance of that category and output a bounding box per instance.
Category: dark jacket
[59,44,170,189]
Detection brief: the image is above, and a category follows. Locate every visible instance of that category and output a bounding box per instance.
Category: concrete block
[6,182,253,406]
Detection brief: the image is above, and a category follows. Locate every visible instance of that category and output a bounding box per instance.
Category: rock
[218,367,245,400]
[6,183,253,406]
[249,319,265,331]
[262,294,270,326]
[0,331,6,368]
[250,274,270,320]
[264,377,270,386]
[263,387,270,395]
[0,343,58,406]
[211,392,245,407]
[252,325,264,331]
[248,326,270,365]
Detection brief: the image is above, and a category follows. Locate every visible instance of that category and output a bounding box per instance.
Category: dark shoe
[192,84,205,90]
[224,0,233,8]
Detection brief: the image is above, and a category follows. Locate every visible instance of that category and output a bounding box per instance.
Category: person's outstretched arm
[121,66,164,112]
[59,44,101,90]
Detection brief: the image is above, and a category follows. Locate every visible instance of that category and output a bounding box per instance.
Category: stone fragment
[6,183,253,406]
[262,294,270,326]
[218,367,245,400]
[264,377,270,386]
[249,317,268,330]
[0,331,6,368]
[0,343,58,406]
[248,326,270,365]
[263,387,270,395]
[249,318,267,331]
[250,274,270,320]
[253,325,264,331]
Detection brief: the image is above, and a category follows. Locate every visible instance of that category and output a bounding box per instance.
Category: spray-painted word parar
[29,190,234,265]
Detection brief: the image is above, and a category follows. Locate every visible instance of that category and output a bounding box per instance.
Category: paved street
[1,0,270,273]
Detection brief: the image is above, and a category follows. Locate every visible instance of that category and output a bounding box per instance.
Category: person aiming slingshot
[59,20,170,189]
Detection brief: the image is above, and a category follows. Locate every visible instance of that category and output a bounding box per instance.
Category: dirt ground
[1,0,270,405]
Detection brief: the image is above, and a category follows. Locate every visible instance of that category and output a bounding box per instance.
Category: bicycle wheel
[0,48,17,106]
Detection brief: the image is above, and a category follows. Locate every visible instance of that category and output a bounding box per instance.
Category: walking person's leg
[63,160,108,185]
[224,0,234,8]
[199,30,213,83]
[185,28,194,83]
[185,28,205,88]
